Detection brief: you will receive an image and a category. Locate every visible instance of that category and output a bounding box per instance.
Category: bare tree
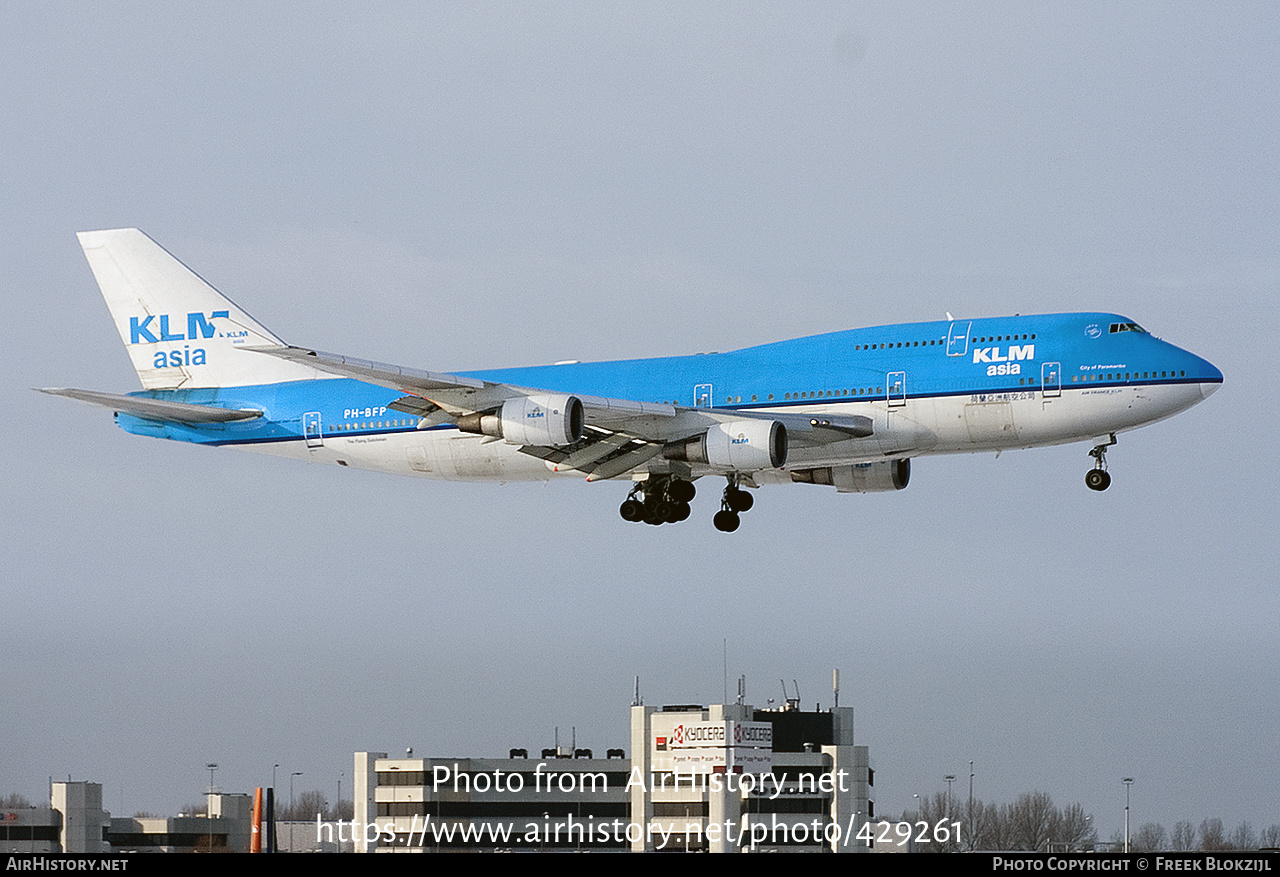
[962,798,994,851]
[980,801,1015,852]
[1200,818,1228,851]
[0,794,34,808]
[1132,822,1167,852]
[900,791,951,852]
[1171,821,1197,851]
[276,789,352,821]
[1053,802,1097,851]
[1008,791,1056,851]
[1228,822,1258,851]
[279,789,326,820]
[1260,825,1280,849]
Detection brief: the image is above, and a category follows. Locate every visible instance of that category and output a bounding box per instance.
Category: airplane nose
[1198,359,1223,400]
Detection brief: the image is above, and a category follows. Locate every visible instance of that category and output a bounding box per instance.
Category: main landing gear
[1085,434,1116,491]
[619,476,696,526]
[618,475,757,531]
[713,476,755,533]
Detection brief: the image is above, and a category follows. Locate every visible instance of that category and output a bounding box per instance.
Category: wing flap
[583,442,665,481]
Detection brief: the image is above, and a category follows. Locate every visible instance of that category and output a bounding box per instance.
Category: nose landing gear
[713,476,755,532]
[1085,434,1116,491]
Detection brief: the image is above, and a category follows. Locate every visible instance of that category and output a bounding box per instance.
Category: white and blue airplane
[44,228,1222,531]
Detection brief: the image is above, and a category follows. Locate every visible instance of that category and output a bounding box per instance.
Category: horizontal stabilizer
[39,388,263,423]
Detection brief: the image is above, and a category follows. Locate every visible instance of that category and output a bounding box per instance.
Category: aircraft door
[946,322,971,357]
[304,411,323,448]
[694,384,713,408]
[1041,362,1061,398]
[887,371,906,407]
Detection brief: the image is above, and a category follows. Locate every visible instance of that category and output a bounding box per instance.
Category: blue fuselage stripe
[114,312,1223,445]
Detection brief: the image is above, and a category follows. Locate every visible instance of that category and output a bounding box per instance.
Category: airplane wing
[38,388,263,423]
[243,344,872,480]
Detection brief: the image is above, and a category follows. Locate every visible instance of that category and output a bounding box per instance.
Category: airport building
[354,699,873,853]
[12,697,871,853]
[2,783,251,854]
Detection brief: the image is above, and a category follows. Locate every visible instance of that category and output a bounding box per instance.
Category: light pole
[205,763,218,853]
[290,771,303,851]
[1122,778,1134,853]
[944,775,956,851]
[968,761,975,851]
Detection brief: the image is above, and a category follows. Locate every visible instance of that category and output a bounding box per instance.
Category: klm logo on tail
[129,311,230,344]
[129,310,249,370]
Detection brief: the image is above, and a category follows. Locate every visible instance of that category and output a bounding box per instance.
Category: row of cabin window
[718,388,886,404]
[851,334,1037,351]
[328,418,414,431]
[1072,370,1185,382]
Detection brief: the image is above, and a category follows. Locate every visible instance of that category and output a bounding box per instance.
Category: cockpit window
[1109,322,1146,334]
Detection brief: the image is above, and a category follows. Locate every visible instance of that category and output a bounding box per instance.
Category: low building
[354,700,873,853]
[1,806,61,854]
[107,794,251,853]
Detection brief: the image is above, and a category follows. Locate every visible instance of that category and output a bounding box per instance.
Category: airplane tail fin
[78,228,327,390]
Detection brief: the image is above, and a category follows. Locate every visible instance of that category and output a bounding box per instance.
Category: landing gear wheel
[669,479,696,503]
[619,476,700,527]
[713,510,741,532]
[1085,434,1117,493]
[726,488,754,513]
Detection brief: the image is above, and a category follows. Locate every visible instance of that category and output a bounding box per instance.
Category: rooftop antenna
[633,676,641,707]
[833,668,840,708]
[737,675,746,705]
[722,638,728,705]
[780,679,800,711]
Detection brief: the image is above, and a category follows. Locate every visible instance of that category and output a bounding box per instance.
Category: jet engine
[455,394,584,447]
[664,420,788,470]
[791,459,910,492]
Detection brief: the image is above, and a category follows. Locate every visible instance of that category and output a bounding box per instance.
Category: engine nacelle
[791,459,910,493]
[664,420,788,470]
[456,394,584,447]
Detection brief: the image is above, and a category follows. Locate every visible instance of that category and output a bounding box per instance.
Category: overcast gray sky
[4,3,1277,839]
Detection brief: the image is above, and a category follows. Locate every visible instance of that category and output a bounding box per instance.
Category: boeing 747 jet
[43,229,1222,531]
